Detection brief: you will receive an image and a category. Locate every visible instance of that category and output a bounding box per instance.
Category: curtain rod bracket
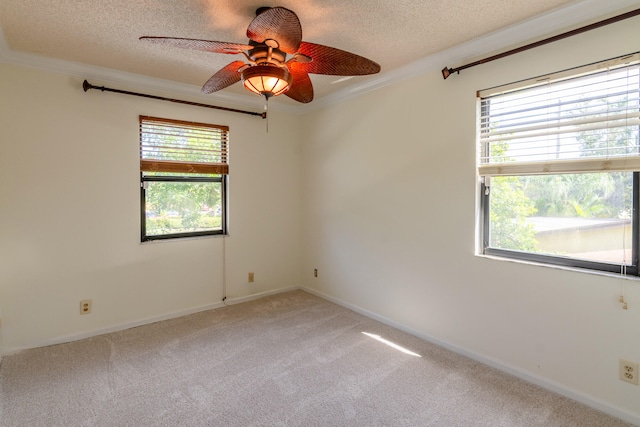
[441,68,453,79]
[82,79,266,118]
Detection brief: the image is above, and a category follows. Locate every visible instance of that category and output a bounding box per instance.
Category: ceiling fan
[140,6,380,103]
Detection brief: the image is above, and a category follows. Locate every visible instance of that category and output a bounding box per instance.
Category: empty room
[1,0,639,425]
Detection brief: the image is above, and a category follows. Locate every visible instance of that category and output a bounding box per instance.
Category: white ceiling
[0,0,638,111]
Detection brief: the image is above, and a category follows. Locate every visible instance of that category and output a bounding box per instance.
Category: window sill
[140,233,228,245]
[475,252,640,282]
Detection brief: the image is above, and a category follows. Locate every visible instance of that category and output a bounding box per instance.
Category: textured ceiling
[0,0,618,106]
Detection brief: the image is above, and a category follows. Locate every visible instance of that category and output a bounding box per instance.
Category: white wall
[0,63,302,353]
[300,15,640,423]
[2,7,640,424]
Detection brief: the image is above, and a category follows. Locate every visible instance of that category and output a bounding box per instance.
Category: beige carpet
[0,290,631,426]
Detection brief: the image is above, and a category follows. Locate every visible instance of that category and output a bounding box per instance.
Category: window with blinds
[139,116,228,241]
[477,52,640,275]
[140,116,229,175]
[479,53,640,176]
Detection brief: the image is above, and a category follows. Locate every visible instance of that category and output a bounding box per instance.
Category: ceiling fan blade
[140,36,252,54]
[201,61,245,94]
[246,7,302,54]
[285,64,314,103]
[296,42,381,76]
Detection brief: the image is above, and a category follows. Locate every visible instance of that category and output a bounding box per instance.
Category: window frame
[140,174,227,242]
[478,53,640,276]
[139,116,228,242]
[480,174,640,275]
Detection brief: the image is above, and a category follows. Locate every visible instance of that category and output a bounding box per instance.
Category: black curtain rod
[82,80,266,119]
[442,8,640,79]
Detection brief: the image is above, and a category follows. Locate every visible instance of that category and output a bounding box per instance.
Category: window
[140,116,228,241]
[478,52,640,275]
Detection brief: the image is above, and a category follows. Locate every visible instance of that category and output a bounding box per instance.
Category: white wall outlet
[80,299,92,315]
[619,359,639,385]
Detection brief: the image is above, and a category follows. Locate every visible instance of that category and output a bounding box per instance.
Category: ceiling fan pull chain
[264,96,269,133]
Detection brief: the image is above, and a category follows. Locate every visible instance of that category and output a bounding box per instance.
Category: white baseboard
[223,286,299,306]
[301,286,640,427]
[2,301,222,356]
[3,285,298,357]
[0,318,3,365]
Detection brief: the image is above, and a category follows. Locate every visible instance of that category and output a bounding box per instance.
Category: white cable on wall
[222,235,227,303]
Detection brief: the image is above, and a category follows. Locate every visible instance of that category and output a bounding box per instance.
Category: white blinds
[478,53,640,176]
[140,116,229,175]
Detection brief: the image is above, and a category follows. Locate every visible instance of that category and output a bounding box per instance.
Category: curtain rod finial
[441,67,452,80]
[82,80,92,92]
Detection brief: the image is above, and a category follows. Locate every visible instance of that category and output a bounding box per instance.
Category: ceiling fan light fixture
[242,65,292,99]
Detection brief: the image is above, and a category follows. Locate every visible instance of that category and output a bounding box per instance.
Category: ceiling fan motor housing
[249,43,287,67]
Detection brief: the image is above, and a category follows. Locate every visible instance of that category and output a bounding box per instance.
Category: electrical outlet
[619,359,639,385]
[80,300,92,315]
[314,268,318,278]
[248,272,254,283]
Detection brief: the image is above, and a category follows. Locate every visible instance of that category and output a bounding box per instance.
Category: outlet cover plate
[80,300,92,315]
[619,359,639,385]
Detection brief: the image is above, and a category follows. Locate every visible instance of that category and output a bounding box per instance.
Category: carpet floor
[0,290,631,426]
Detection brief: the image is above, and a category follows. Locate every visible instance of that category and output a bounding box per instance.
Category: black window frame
[140,174,227,242]
[480,174,640,276]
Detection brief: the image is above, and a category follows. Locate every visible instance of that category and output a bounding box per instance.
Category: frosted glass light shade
[242,65,292,98]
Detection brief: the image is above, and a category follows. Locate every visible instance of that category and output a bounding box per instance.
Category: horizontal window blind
[478,53,640,176]
[140,116,229,175]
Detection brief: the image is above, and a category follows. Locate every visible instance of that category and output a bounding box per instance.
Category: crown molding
[303,0,640,113]
[0,29,302,116]
[1,0,637,116]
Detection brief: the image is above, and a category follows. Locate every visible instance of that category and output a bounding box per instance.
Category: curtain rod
[82,80,266,119]
[441,8,640,80]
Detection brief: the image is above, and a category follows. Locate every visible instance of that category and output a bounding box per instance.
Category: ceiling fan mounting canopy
[255,7,272,16]
[140,6,380,103]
